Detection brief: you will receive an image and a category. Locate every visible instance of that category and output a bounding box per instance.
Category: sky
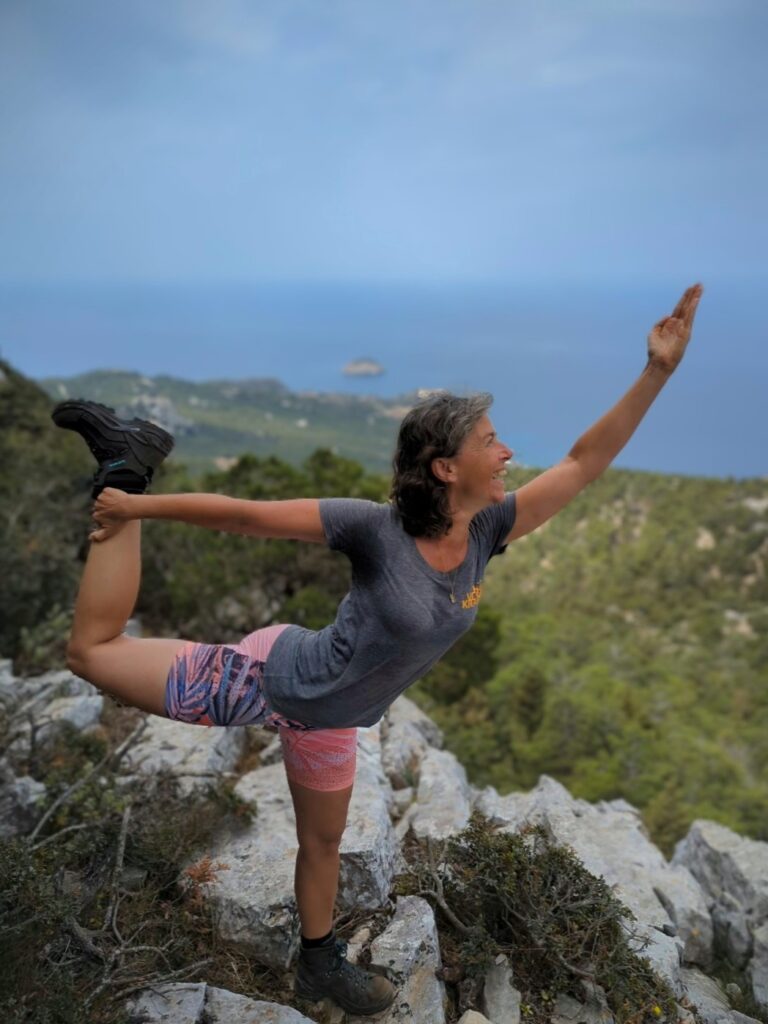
[0,0,766,285]
[0,2,765,479]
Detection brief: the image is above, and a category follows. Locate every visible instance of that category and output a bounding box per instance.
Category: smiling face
[432,413,514,513]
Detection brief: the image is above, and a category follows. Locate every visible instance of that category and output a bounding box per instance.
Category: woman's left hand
[647,283,703,374]
[89,487,136,542]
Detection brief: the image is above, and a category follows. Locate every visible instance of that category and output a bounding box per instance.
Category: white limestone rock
[393,695,444,748]
[678,966,733,1024]
[410,747,472,841]
[457,1013,494,1024]
[126,982,206,1023]
[746,920,768,1012]
[123,716,247,796]
[381,695,443,790]
[37,695,103,740]
[205,986,318,1022]
[337,724,400,909]
[203,762,303,970]
[672,819,768,971]
[350,895,446,1023]
[550,991,612,1024]
[481,954,522,1024]
[650,861,715,969]
[0,758,46,838]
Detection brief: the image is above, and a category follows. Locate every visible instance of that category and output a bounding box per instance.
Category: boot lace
[325,939,375,991]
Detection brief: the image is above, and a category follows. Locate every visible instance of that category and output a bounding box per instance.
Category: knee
[65,640,89,679]
[297,830,344,859]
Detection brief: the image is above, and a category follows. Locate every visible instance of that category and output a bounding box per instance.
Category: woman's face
[441,413,514,509]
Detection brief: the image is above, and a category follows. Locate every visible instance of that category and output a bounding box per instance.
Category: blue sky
[1,0,766,284]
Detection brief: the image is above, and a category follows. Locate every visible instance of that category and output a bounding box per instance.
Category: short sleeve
[318,498,384,557]
[470,491,517,562]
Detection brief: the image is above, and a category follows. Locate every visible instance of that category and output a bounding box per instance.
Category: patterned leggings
[164,624,357,792]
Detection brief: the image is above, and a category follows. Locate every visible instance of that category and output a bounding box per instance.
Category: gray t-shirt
[262,493,517,729]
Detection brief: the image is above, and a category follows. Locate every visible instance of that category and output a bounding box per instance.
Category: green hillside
[39,369,409,476]
[3,357,767,855]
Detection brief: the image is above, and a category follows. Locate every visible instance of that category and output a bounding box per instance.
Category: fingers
[671,283,703,325]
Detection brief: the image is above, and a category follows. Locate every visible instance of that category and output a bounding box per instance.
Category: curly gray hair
[390,391,493,537]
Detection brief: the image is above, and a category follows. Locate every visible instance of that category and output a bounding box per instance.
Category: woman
[52,283,702,1016]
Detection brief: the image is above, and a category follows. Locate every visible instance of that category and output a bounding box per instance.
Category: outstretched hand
[89,487,135,542]
[647,283,703,374]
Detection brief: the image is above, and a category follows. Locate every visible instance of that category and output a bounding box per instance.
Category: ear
[431,456,456,484]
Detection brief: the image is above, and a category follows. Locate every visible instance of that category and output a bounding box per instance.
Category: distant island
[343,358,385,377]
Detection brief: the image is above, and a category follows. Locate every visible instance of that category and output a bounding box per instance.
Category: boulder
[127,982,206,1023]
[481,953,522,1024]
[123,716,247,796]
[409,747,473,841]
[672,819,768,972]
[380,695,442,789]
[348,895,446,1023]
[0,758,46,838]
[205,986,317,1022]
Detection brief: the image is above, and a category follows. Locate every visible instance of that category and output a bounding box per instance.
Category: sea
[0,280,765,479]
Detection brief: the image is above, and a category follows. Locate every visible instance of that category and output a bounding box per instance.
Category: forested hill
[2,356,767,855]
[38,368,409,475]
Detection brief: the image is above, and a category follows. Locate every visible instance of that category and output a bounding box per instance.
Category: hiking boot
[295,935,397,1016]
[51,399,175,497]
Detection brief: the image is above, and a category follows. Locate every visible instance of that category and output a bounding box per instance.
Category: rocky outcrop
[3,661,767,1024]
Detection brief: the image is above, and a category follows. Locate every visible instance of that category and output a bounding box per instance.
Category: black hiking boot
[51,399,175,497]
[295,934,396,1015]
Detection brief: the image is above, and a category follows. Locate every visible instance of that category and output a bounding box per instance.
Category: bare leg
[66,520,186,715]
[289,778,354,939]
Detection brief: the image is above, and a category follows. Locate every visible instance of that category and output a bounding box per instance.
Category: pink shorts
[164,624,357,792]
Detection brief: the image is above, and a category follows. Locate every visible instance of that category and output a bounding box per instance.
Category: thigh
[77,635,188,717]
[280,727,358,817]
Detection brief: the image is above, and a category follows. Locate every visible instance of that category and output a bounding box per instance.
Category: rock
[204,762,303,969]
[481,953,522,1023]
[0,669,97,722]
[672,820,768,970]
[123,716,247,796]
[347,924,372,964]
[258,732,284,765]
[126,982,319,1023]
[550,986,615,1024]
[126,982,206,1023]
[350,895,446,1023]
[474,775,687,994]
[38,695,103,740]
[205,986,317,1022]
[651,863,715,969]
[746,920,768,1011]
[337,725,400,909]
[381,695,443,789]
[457,1013,494,1024]
[0,758,46,838]
[410,747,472,841]
[678,966,732,1024]
[391,786,414,819]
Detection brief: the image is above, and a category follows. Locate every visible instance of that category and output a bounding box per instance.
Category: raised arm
[90,489,326,544]
[505,283,703,543]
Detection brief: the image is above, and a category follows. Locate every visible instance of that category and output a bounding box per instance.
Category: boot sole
[294,977,396,1014]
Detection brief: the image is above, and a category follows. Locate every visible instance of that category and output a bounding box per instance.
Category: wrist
[646,356,675,379]
[125,493,146,519]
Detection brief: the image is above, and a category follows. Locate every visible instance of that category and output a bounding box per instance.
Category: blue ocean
[0,280,765,478]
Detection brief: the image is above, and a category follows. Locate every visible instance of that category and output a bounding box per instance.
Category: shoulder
[470,492,518,557]
[319,498,392,552]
